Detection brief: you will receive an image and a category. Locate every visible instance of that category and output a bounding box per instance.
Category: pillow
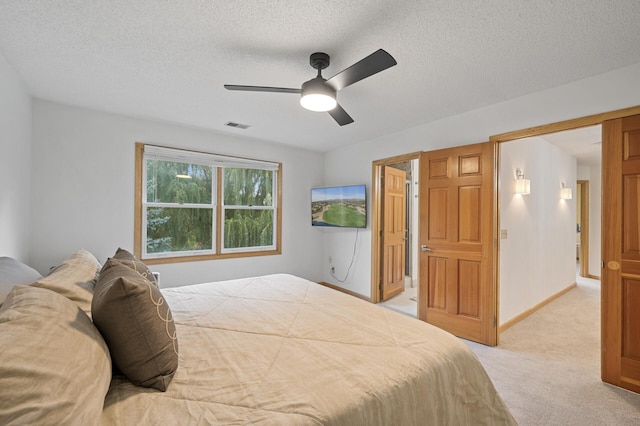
[0,257,43,305]
[31,248,100,318]
[0,285,111,425]
[92,259,178,391]
[101,247,158,286]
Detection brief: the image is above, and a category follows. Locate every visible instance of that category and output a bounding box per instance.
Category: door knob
[421,245,432,252]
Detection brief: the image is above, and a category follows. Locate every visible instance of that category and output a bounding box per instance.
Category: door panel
[623,280,640,359]
[429,188,448,240]
[429,158,449,178]
[623,175,640,254]
[380,166,407,301]
[459,186,481,242]
[419,142,497,346]
[428,257,448,309]
[459,260,481,318]
[602,113,640,394]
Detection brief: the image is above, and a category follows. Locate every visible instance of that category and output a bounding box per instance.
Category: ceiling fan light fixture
[300,77,336,112]
[300,93,336,112]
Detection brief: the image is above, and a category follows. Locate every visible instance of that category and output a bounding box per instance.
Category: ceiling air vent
[225,121,251,130]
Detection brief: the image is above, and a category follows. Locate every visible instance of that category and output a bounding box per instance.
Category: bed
[0,249,516,425]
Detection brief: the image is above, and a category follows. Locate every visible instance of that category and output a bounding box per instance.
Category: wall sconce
[560,181,573,200]
[514,168,531,195]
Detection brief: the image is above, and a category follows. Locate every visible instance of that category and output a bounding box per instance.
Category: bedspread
[101,274,515,425]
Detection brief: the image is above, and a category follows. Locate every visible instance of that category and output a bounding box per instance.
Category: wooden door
[419,142,497,346]
[380,166,407,301]
[602,114,640,393]
[577,180,590,278]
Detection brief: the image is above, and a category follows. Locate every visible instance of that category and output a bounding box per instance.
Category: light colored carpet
[464,276,640,425]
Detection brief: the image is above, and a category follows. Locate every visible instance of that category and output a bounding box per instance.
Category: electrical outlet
[330,266,335,274]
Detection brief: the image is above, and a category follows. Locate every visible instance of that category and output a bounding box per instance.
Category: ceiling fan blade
[224,85,301,94]
[326,49,397,91]
[328,104,354,126]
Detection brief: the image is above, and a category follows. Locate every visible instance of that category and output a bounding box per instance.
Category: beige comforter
[101,274,515,425]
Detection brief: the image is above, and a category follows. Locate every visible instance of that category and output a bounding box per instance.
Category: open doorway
[491,107,640,392]
[490,106,640,394]
[537,125,602,281]
[497,125,601,330]
[370,153,420,317]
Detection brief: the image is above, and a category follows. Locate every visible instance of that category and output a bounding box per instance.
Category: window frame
[134,143,282,264]
[220,167,278,254]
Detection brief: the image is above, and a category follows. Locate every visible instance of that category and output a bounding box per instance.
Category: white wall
[0,53,32,262]
[323,61,640,299]
[499,137,577,324]
[320,144,373,292]
[30,100,325,286]
[577,165,590,180]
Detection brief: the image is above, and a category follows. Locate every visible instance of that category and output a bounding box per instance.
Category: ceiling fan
[224,49,397,126]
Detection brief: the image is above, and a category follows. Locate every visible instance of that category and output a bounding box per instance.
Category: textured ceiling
[1,1,639,152]
[540,125,602,166]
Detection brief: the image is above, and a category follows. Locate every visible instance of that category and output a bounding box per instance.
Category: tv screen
[311,184,367,228]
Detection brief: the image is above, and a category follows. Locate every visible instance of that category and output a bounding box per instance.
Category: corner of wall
[0,52,32,262]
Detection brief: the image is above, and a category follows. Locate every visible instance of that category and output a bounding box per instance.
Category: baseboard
[586,274,601,280]
[318,281,371,302]
[499,282,577,333]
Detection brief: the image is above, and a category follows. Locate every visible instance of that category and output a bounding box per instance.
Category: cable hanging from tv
[330,228,359,283]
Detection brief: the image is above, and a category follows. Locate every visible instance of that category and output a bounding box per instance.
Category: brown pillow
[30,248,100,318]
[0,285,111,424]
[92,259,178,391]
[101,247,157,286]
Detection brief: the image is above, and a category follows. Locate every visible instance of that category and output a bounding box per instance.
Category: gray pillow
[92,259,178,391]
[0,257,43,305]
[0,285,111,424]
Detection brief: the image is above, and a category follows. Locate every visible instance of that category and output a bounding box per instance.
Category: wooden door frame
[371,152,420,304]
[489,106,640,143]
[577,180,590,278]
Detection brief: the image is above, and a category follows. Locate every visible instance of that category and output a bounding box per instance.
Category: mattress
[101,274,515,425]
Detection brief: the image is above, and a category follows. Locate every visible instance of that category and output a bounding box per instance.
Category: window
[135,144,281,263]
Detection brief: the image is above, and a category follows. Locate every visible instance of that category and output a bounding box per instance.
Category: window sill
[138,249,282,265]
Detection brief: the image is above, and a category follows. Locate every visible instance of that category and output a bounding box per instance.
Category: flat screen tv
[311,184,367,228]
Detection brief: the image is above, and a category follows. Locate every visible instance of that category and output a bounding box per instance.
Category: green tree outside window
[143,152,277,258]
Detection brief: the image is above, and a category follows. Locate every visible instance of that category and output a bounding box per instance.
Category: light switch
[500,229,508,239]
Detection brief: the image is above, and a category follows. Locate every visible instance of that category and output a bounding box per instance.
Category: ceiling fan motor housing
[309,52,330,71]
[301,77,335,97]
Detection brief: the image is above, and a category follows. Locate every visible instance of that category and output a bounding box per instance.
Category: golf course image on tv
[311,184,366,228]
